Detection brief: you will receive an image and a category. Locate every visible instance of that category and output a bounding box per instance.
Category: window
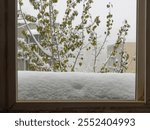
[0,0,149,112]
[17,0,137,101]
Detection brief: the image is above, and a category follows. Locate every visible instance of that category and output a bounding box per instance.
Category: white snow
[27,29,39,35]
[17,71,135,101]
[17,38,26,43]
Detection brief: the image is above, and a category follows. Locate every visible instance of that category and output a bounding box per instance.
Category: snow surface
[18,71,135,101]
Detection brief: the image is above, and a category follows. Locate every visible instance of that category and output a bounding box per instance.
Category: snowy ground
[17,71,135,101]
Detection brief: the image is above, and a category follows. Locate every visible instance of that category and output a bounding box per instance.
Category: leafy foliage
[17,0,130,73]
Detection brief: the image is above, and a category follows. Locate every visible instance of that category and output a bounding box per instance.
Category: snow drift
[18,71,135,101]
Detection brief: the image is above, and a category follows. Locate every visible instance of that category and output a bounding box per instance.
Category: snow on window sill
[17,71,135,101]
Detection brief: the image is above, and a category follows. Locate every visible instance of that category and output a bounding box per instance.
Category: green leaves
[19,0,23,6]
[107,2,113,8]
[100,19,130,73]
[79,62,82,66]
[25,15,37,22]
[76,0,82,3]
[92,25,97,31]
[94,16,100,26]
[18,0,131,73]
[73,11,78,16]
[29,0,40,10]
[64,59,69,63]
[107,4,110,8]
[52,0,58,3]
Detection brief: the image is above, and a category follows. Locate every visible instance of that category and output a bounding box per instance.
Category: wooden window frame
[0,0,150,112]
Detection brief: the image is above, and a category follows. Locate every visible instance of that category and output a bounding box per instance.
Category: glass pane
[17,0,137,101]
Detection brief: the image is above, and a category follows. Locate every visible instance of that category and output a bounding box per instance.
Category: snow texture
[27,29,39,35]
[18,71,135,101]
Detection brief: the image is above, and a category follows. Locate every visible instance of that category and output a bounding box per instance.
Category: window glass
[17,0,137,101]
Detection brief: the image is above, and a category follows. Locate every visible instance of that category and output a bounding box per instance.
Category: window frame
[0,0,150,112]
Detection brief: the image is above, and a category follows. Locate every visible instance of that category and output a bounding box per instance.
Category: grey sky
[21,0,137,43]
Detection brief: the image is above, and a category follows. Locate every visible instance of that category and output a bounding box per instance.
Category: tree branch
[19,4,52,57]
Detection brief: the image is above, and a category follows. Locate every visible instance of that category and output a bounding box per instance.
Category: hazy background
[21,0,137,44]
[19,0,137,72]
